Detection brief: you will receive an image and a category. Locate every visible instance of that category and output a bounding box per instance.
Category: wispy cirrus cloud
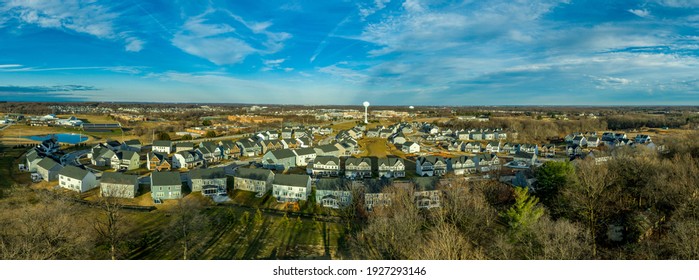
[0,0,144,52]
[171,9,291,65]
[0,84,98,93]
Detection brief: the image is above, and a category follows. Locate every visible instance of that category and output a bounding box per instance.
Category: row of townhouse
[307,156,407,179]
[260,142,361,171]
[232,167,438,210]
[455,128,508,141]
[416,154,501,176]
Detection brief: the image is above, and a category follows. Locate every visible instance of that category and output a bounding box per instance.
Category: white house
[416,156,447,177]
[272,174,312,203]
[401,141,420,153]
[152,140,173,154]
[58,166,98,193]
[100,172,139,198]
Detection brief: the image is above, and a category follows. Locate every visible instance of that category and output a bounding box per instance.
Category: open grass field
[123,194,347,259]
[357,138,392,158]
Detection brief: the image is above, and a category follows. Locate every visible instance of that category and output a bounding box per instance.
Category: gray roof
[316,178,350,191]
[417,156,445,165]
[270,149,296,159]
[153,140,172,147]
[273,174,310,187]
[25,149,40,162]
[403,141,418,147]
[58,165,90,180]
[36,157,61,170]
[119,150,139,160]
[124,139,141,145]
[150,152,168,162]
[377,157,404,167]
[294,147,316,156]
[316,144,339,153]
[177,142,194,148]
[413,177,438,191]
[100,172,138,185]
[345,157,371,167]
[151,171,182,186]
[190,167,226,180]
[314,155,340,165]
[235,167,273,181]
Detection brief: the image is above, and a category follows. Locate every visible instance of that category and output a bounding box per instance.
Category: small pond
[25,133,88,144]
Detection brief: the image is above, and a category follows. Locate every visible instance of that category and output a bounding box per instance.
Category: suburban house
[413,178,441,209]
[281,129,293,139]
[24,149,42,172]
[365,184,392,211]
[189,167,227,194]
[260,140,285,154]
[567,144,584,156]
[475,153,500,172]
[572,135,588,146]
[635,134,652,144]
[58,166,98,193]
[105,140,122,151]
[272,174,312,202]
[175,142,195,152]
[111,150,140,171]
[315,178,352,209]
[91,148,116,166]
[389,132,407,145]
[513,151,538,166]
[319,127,333,135]
[36,157,63,182]
[237,140,261,157]
[485,141,501,153]
[314,144,343,157]
[262,149,297,170]
[296,137,313,148]
[308,156,341,177]
[448,155,477,175]
[401,141,420,153]
[100,172,139,198]
[234,167,275,196]
[219,140,241,159]
[150,171,184,201]
[416,156,448,177]
[172,150,205,169]
[197,141,223,163]
[152,140,173,154]
[293,148,317,167]
[121,139,142,152]
[344,157,372,179]
[463,142,482,153]
[519,144,538,154]
[541,144,557,157]
[502,143,516,154]
[147,152,172,171]
[587,136,600,148]
[377,157,405,178]
[366,128,380,138]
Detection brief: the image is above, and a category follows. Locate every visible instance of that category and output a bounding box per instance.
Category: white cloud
[628,9,651,18]
[125,38,144,52]
[2,0,145,52]
[172,10,290,65]
[0,64,22,68]
[359,0,391,19]
[262,58,287,71]
[653,0,699,7]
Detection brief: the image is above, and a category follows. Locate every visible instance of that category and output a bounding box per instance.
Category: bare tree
[564,158,616,257]
[94,189,127,260]
[166,198,208,260]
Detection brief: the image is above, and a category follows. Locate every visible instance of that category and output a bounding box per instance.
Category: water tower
[362,101,370,124]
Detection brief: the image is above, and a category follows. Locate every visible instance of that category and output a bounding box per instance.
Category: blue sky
[1,0,699,105]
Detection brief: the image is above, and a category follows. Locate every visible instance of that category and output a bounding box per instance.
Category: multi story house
[234,167,275,197]
[308,156,341,177]
[377,157,405,178]
[272,174,312,202]
[416,156,447,177]
[344,157,372,179]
